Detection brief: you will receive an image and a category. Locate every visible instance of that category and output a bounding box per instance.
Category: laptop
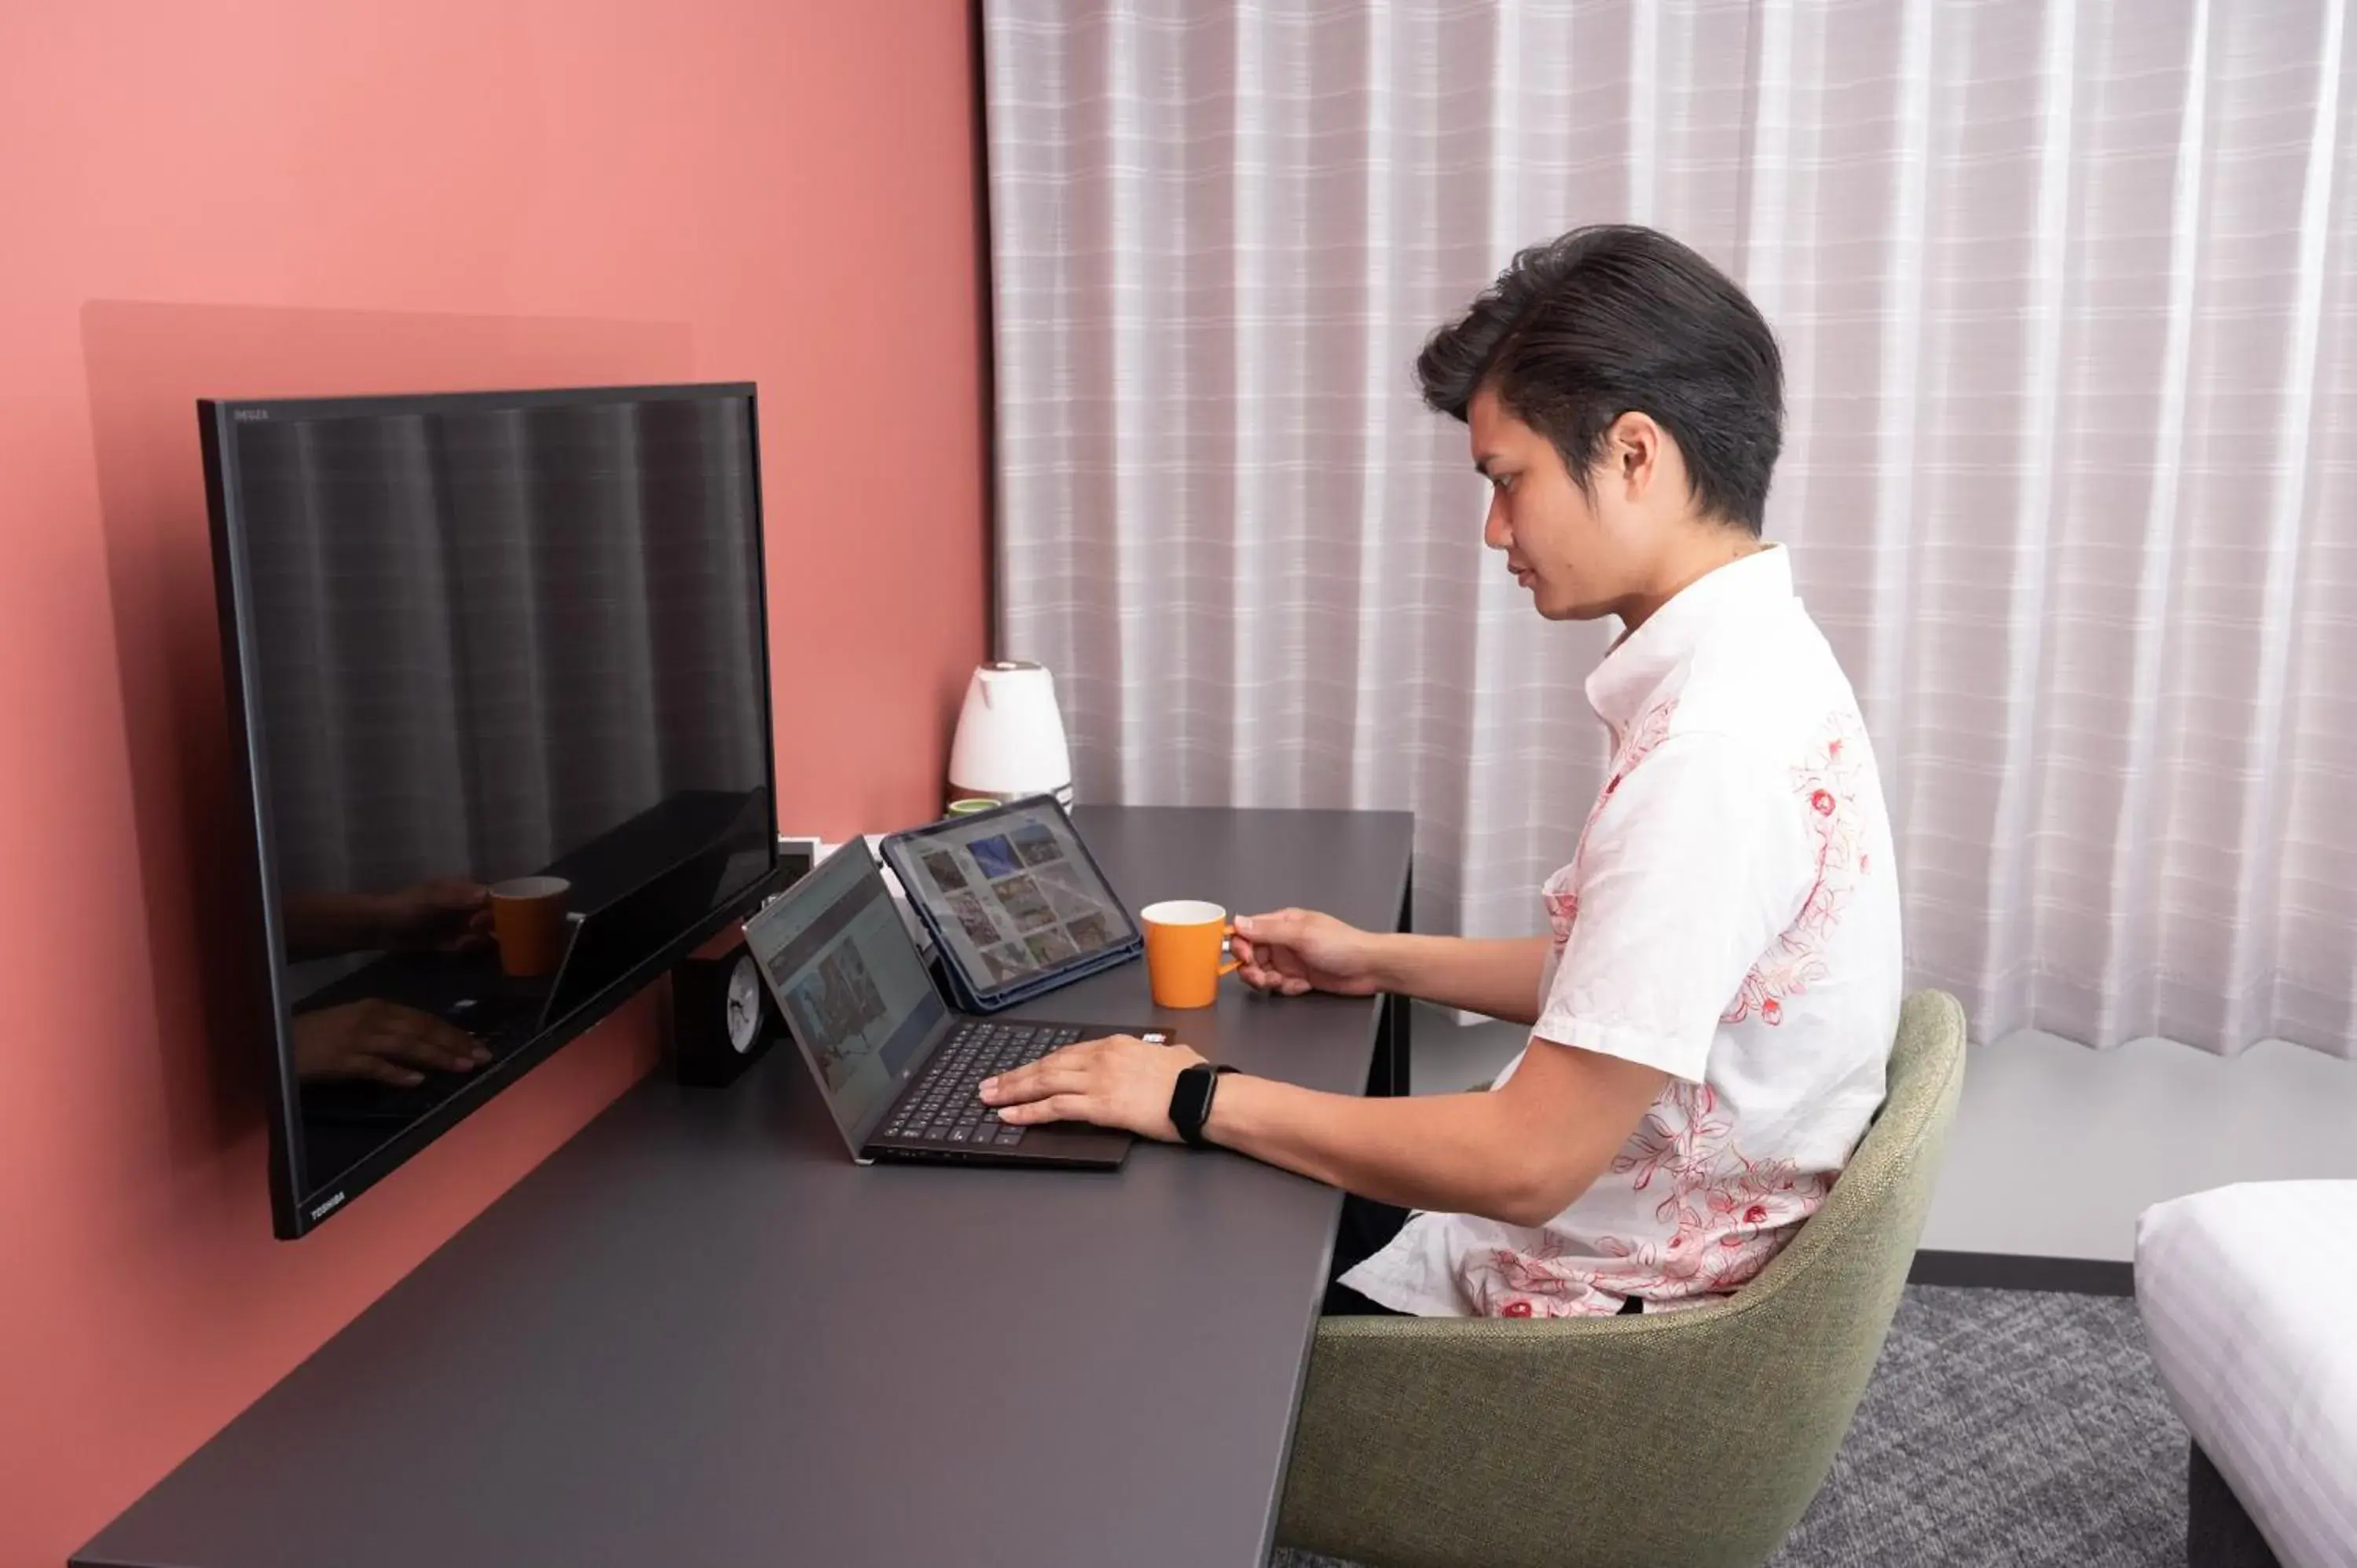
[743,838,1164,1168]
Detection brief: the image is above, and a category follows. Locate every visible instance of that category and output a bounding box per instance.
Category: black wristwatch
[1168,1063,1237,1149]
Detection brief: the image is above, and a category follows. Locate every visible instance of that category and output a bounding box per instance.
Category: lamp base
[948,782,1073,810]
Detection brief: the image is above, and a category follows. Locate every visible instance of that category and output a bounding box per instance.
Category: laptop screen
[742,842,945,1152]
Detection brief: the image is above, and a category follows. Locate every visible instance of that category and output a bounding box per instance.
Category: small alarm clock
[670,837,816,1087]
[672,945,784,1087]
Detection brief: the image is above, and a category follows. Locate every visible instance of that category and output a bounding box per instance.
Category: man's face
[1468,384,1638,622]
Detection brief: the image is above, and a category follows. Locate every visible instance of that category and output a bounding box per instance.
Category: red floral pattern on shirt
[1472,1079,1834,1317]
[1490,709,1870,1318]
[1721,712,1869,1027]
[1547,699,1680,947]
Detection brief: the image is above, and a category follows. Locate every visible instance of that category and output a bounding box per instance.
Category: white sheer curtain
[982,0,2357,1059]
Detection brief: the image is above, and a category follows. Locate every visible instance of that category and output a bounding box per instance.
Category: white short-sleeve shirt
[1342,544,1903,1318]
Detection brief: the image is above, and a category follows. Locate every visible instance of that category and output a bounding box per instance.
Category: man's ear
[1605,411,1663,504]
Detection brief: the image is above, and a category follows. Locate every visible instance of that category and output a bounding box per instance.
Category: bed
[2136,1181,2357,1568]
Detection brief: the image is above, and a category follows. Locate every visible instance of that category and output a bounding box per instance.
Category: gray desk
[78,806,1415,1568]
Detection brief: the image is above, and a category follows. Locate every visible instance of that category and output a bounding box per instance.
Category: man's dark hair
[1417,225,1783,536]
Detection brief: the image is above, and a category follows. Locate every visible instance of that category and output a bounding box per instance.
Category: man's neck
[1618,527,1768,632]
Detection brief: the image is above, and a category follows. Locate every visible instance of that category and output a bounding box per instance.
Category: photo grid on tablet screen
[921,809,1126,987]
[904,832,1038,988]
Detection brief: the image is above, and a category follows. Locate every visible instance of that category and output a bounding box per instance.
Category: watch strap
[1169,1063,1237,1149]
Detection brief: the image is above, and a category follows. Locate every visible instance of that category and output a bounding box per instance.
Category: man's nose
[1483,495,1510,551]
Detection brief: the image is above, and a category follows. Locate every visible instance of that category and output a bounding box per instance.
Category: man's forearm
[280,892,390,960]
[1204,1074,1552,1222]
[1197,1034,1660,1229]
[1368,933,1550,1024]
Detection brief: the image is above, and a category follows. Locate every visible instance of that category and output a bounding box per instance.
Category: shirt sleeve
[1532,730,1814,1083]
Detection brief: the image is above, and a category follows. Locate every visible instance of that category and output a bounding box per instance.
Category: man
[982,225,1901,1317]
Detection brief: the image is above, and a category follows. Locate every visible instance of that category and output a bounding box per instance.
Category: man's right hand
[373,877,493,954]
[1230,908,1387,998]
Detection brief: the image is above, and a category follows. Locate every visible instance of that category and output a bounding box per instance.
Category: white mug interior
[1142,899,1226,928]
[492,876,570,901]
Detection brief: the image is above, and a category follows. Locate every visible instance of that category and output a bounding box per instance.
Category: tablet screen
[889,801,1134,998]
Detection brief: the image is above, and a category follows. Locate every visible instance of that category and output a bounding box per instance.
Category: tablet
[879,797,1144,1012]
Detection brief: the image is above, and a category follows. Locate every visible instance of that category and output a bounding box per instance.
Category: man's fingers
[979,1068,1028,1101]
[370,1031,478,1073]
[428,1021,489,1067]
[981,1058,1092,1105]
[369,1006,489,1071]
[413,1021,489,1070]
[422,877,491,910]
[1234,908,1309,946]
[1239,948,1304,984]
[349,1055,427,1088]
[998,1093,1091,1125]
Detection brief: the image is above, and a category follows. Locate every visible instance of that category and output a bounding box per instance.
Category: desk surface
[79,806,1415,1568]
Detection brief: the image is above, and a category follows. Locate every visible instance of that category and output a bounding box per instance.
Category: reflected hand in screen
[291,999,493,1088]
[374,876,494,954]
[281,877,493,960]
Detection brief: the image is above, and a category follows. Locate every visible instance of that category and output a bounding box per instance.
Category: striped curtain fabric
[981,0,2357,1058]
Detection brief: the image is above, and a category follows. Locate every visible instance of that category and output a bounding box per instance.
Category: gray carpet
[1274,1284,2189,1567]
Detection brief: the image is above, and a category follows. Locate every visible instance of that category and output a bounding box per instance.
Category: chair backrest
[1617,986,1969,1563]
[1740,987,1968,1305]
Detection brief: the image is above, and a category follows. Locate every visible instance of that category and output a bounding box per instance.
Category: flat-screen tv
[200,384,779,1237]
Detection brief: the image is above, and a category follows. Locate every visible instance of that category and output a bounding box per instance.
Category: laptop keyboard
[882,1020,1087,1149]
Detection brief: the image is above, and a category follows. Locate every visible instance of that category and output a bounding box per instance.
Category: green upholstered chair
[1275,990,1968,1568]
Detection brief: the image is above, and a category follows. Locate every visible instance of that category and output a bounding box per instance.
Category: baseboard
[1908,1249,2135,1295]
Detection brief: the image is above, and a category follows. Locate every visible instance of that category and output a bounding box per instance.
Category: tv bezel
[197,383,782,1239]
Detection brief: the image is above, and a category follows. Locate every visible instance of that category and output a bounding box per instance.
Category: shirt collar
[1584,544,1795,731]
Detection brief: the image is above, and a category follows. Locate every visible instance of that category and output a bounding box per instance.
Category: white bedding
[2137,1181,2357,1568]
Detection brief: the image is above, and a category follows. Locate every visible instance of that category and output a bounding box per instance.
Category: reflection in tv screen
[206,386,777,1236]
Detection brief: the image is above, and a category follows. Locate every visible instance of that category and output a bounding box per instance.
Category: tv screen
[200,384,779,1236]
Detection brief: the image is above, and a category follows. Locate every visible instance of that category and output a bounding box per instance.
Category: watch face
[726,955,764,1053]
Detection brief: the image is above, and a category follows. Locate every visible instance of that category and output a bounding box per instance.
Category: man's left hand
[980,1035,1208,1142]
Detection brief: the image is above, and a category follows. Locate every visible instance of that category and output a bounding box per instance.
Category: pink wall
[0,5,989,1563]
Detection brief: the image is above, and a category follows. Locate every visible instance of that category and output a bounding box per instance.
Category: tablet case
[879,797,1145,1013]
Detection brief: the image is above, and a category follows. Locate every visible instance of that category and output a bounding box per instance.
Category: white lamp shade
[948,661,1072,801]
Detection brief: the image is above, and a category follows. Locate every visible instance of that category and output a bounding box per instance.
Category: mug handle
[1218,922,1242,978]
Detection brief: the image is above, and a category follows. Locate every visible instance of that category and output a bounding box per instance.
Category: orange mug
[1142,899,1241,1009]
[490,876,571,978]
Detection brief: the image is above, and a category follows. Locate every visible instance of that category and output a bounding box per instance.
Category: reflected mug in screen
[1141,899,1240,1009]
[490,876,571,978]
